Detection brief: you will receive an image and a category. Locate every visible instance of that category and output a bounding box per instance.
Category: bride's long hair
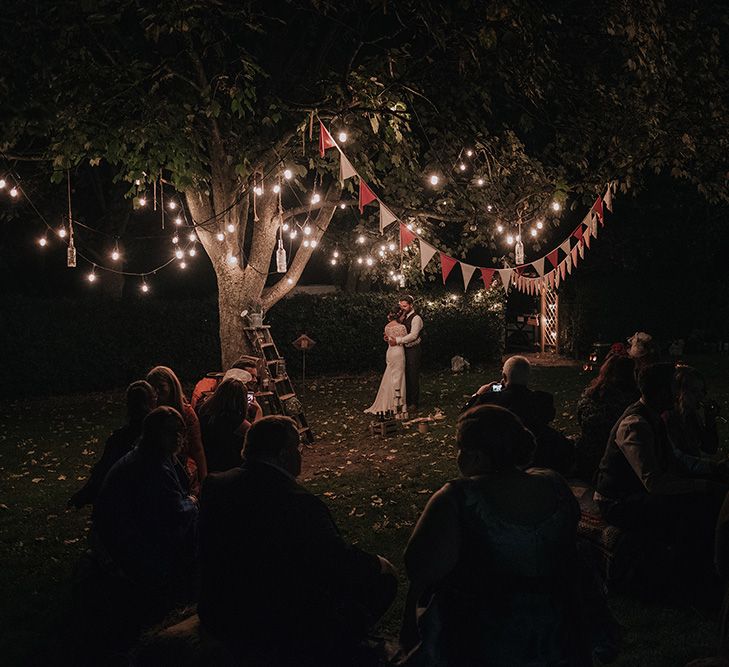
[387,308,404,323]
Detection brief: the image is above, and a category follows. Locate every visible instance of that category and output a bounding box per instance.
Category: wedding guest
[147,365,208,489]
[575,354,638,482]
[400,405,591,665]
[198,415,397,665]
[198,373,263,473]
[191,355,259,410]
[463,355,574,475]
[68,380,157,508]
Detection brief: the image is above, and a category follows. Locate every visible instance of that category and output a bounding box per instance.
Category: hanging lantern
[515,237,525,265]
[276,238,287,273]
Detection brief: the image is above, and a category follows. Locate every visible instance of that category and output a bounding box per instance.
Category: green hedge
[0,292,504,398]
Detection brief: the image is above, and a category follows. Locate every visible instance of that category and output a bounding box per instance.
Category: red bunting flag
[560,261,567,280]
[592,196,604,225]
[440,253,458,284]
[399,223,417,250]
[359,179,377,213]
[572,225,584,241]
[546,249,559,268]
[480,268,495,289]
[319,122,336,157]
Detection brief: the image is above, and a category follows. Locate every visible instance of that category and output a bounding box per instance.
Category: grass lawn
[2,356,728,665]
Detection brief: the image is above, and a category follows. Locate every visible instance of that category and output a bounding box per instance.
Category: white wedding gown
[365,322,407,414]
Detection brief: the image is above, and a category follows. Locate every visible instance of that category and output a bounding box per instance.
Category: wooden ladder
[244,326,314,444]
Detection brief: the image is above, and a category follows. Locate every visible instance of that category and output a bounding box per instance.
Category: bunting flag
[339,154,357,182]
[319,121,336,157]
[571,245,579,267]
[555,269,561,288]
[400,223,417,250]
[440,252,458,284]
[604,186,613,213]
[566,253,573,275]
[572,224,584,241]
[592,195,604,224]
[546,249,559,269]
[559,239,571,257]
[379,202,398,233]
[480,268,495,289]
[532,257,545,277]
[578,240,585,259]
[559,261,567,280]
[497,268,513,294]
[418,239,438,271]
[461,263,477,291]
[359,179,377,214]
[548,272,555,289]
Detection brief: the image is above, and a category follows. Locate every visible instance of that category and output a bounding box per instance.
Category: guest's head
[146,366,187,414]
[138,406,186,458]
[637,362,676,412]
[198,377,248,419]
[125,380,157,424]
[242,415,301,477]
[399,294,414,314]
[456,405,535,476]
[502,355,531,387]
[387,308,403,322]
[585,354,636,399]
[232,355,259,386]
[672,365,706,415]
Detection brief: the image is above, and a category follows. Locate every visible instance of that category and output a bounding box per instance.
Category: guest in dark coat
[463,355,574,475]
[68,380,157,509]
[198,415,397,666]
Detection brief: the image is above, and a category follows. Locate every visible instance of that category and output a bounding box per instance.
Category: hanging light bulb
[141,280,149,293]
[273,183,281,194]
[388,243,396,252]
[357,257,363,265]
[337,131,348,143]
[366,257,374,266]
[406,223,414,231]
[458,163,466,172]
[0,178,6,189]
[380,244,386,252]
[290,230,297,239]
[429,174,439,186]
[333,250,339,258]
[536,220,544,230]
[189,248,197,257]
[216,232,225,241]
[282,222,290,232]
[496,224,504,233]
[87,269,97,283]
[10,187,19,198]
[174,217,182,226]
[357,235,365,244]
[276,238,287,273]
[486,204,493,212]
[138,197,147,206]
[339,203,346,209]
[330,258,337,265]
[38,237,48,247]
[227,223,235,233]
[466,149,473,157]
[530,228,537,237]
[58,226,67,238]
[506,234,514,245]
[111,249,120,261]
[283,168,293,180]
[254,186,263,196]
[416,227,423,235]
[311,192,321,204]
[551,201,561,212]
[175,249,184,259]
[310,239,318,248]
[477,178,484,186]
[172,235,179,244]
[135,179,141,186]
[303,239,310,248]
[287,277,293,284]
[168,201,177,210]
[227,254,238,265]
[389,270,395,276]
[180,261,187,269]
[188,232,196,242]
[303,225,311,236]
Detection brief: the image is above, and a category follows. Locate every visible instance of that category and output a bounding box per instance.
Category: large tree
[2,0,727,365]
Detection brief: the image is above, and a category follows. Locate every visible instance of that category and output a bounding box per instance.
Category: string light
[289,230,297,239]
[283,169,293,180]
[530,228,537,237]
[416,227,423,235]
[0,178,6,189]
[168,201,177,210]
[310,240,318,248]
[227,223,235,233]
[303,239,310,248]
[135,179,141,186]
[303,225,311,236]
[254,186,263,196]
[287,277,293,284]
[111,247,120,261]
[339,203,346,209]
[551,201,561,212]
[38,237,47,247]
[172,235,179,244]
[458,163,467,172]
[311,193,320,204]
[175,249,184,259]
[406,223,414,231]
[87,267,97,283]
[536,220,544,229]
[486,204,493,212]
[466,149,473,157]
[357,257,363,264]
[429,174,439,186]
[333,250,339,258]
[188,232,196,242]
[337,131,348,143]
[357,235,365,244]
[227,254,238,265]
[282,222,290,232]
[58,226,67,238]
[477,178,484,186]
[10,187,18,198]
[388,243,396,252]
[273,183,281,194]
[506,234,514,244]
[216,232,224,241]
[141,279,149,293]
[330,258,337,265]
[180,261,187,269]
[174,217,182,226]
[138,197,147,206]
[366,257,374,266]
[378,250,385,257]
[189,248,196,257]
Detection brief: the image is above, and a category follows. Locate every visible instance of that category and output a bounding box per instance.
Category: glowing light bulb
[303,226,311,236]
[357,235,365,244]
[38,237,47,247]
[273,184,281,194]
[429,174,439,186]
[0,178,6,189]
[168,201,177,210]
[338,131,348,142]
[180,261,187,269]
[310,240,317,248]
[172,235,179,244]
[10,187,18,198]
[290,230,297,239]
[282,222,290,232]
[486,204,493,212]
[254,186,263,196]
[416,227,423,235]
[378,250,384,257]
[87,271,96,283]
[330,258,337,265]
[283,169,293,180]
[551,201,561,212]
[459,163,466,171]
[496,224,504,233]
[135,179,141,186]
[174,217,182,226]
[287,278,293,284]
[138,197,147,206]
[311,193,320,204]
[406,223,413,231]
[58,227,67,238]
[175,249,184,259]
[366,257,374,266]
[141,283,149,293]
[380,245,386,252]
[530,228,537,237]
[303,239,310,248]
[339,203,346,209]
[216,232,224,241]
[477,178,484,186]
[227,223,235,233]
[357,257,363,265]
[466,149,473,157]
[111,250,120,261]
[189,248,197,257]
[389,270,395,276]
[227,255,238,265]
[388,243,396,252]
[536,220,544,229]
[506,234,514,244]
[333,250,339,258]
[188,233,196,242]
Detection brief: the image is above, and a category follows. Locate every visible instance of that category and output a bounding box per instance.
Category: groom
[388,294,423,412]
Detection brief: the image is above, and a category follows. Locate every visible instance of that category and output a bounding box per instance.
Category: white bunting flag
[419,240,438,272]
[555,269,561,288]
[604,186,613,213]
[497,268,513,294]
[461,263,477,291]
[532,257,545,277]
[379,202,398,233]
[578,240,585,259]
[339,153,357,182]
[566,253,573,275]
[559,239,571,256]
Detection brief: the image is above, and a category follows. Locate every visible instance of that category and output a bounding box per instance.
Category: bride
[365,308,407,415]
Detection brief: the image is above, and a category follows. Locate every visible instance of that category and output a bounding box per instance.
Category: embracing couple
[365,294,423,417]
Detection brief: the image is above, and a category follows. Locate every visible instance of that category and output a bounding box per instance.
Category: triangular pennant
[339,154,357,182]
[359,179,377,214]
[319,122,336,157]
[559,239,571,256]
[583,226,592,249]
[379,202,398,233]
[559,261,567,280]
[461,263,477,291]
[547,271,555,289]
[400,223,417,250]
[571,245,579,267]
[589,212,599,238]
[497,268,513,294]
[546,249,559,268]
[418,240,438,272]
[532,257,545,277]
[604,187,613,213]
[572,225,584,241]
[480,268,495,290]
[592,196,604,224]
[566,253,573,275]
[440,253,458,284]
[555,269,561,288]
[578,240,585,259]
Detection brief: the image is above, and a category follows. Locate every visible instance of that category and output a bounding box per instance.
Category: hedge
[0,291,504,398]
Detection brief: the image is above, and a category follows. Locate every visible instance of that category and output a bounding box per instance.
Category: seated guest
[463,355,574,475]
[198,372,263,473]
[191,355,260,410]
[575,354,638,482]
[68,380,156,508]
[90,407,199,626]
[198,416,397,665]
[595,363,726,599]
[147,365,207,490]
[400,405,591,666]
